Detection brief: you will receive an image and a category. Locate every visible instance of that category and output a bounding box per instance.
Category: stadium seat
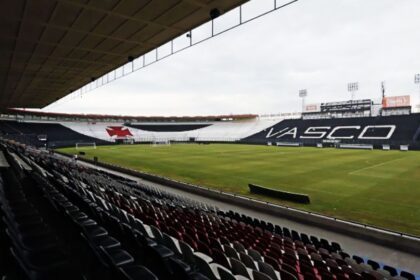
[229,258,251,279]
[1,140,417,280]
[247,248,263,262]
[179,240,197,268]
[212,248,231,269]
[168,257,195,280]
[400,271,416,280]
[194,253,220,280]
[279,269,298,280]
[383,265,398,277]
[376,269,392,278]
[98,246,134,267]
[239,252,257,270]
[253,270,273,280]
[352,255,364,264]
[361,271,379,280]
[162,233,181,255]
[117,265,159,280]
[233,241,246,253]
[263,255,280,271]
[258,261,278,280]
[217,266,237,280]
[224,245,239,260]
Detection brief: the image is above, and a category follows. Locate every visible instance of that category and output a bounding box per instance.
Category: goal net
[151,139,171,147]
[75,142,97,149]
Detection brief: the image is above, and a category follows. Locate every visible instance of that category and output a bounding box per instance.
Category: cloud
[44,0,420,116]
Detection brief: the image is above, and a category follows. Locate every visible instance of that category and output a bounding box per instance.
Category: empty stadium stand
[0,121,110,148]
[2,113,419,150]
[61,119,277,143]
[1,1,418,279]
[242,114,420,150]
[0,140,417,280]
[125,124,212,132]
[0,117,277,146]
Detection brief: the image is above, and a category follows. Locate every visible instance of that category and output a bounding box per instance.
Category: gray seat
[350,263,365,274]
[345,257,358,267]
[118,265,159,280]
[247,248,263,262]
[217,266,237,280]
[310,253,323,262]
[258,261,278,280]
[319,248,330,256]
[359,263,373,272]
[230,258,250,279]
[331,252,342,260]
[393,277,409,280]
[99,246,135,267]
[194,254,218,280]
[179,240,197,268]
[239,252,257,270]
[149,225,163,243]
[369,270,386,280]
[326,258,339,268]
[162,233,180,255]
[280,269,297,280]
[377,269,392,278]
[253,270,273,280]
[224,245,239,260]
[233,241,246,253]
[133,219,149,237]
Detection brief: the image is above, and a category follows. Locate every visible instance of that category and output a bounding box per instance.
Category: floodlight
[299,89,307,113]
[347,82,359,100]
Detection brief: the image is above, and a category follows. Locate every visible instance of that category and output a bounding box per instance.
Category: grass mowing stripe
[348,157,408,175]
[58,144,420,236]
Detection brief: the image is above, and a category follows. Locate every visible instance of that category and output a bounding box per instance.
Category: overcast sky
[43,0,420,116]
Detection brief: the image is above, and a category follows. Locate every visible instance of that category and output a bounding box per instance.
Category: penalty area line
[348,157,406,175]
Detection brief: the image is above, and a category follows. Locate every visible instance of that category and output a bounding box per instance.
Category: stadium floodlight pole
[299,89,307,113]
[347,82,359,100]
[415,74,420,112]
[381,81,386,98]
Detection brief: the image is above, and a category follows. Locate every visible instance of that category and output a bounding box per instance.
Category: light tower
[299,89,307,113]
[381,81,386,99]
[415,74,420,112]
[347,82,359,100]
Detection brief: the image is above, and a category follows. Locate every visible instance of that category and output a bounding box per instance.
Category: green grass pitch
[58,144,420,236]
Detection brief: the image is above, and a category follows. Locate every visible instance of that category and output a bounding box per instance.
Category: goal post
[151,139,171,147]
[75,142,97,149]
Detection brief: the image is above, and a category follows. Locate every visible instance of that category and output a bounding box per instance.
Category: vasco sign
[265,125,396,140]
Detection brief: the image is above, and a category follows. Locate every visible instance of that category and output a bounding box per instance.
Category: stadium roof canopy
[6,108,257,122]
[1,0,247,109]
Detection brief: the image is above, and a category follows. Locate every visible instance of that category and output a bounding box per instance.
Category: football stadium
[0,1,419,280]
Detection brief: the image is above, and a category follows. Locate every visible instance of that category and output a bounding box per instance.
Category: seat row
[0,155,83,279]
[36,167,205,280]
[6,142,418,280]
[35,149,418,280]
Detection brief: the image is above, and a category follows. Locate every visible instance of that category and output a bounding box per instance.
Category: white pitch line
[349,157,406,175]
